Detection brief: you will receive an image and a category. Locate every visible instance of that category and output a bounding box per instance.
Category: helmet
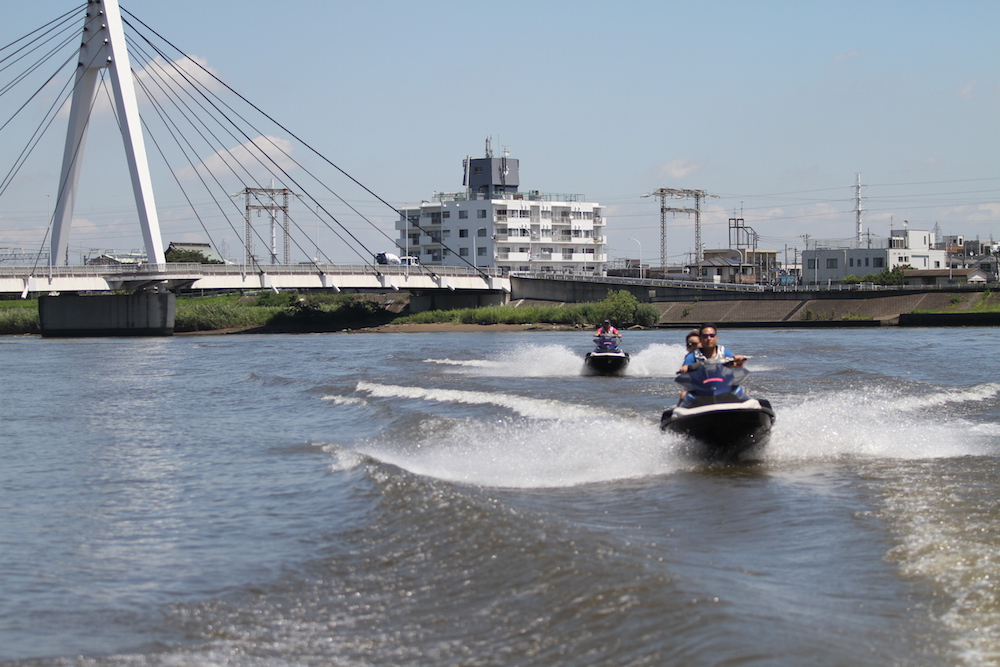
[603,319,611,324]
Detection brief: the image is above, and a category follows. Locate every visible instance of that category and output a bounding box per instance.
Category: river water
[1,327,999,666]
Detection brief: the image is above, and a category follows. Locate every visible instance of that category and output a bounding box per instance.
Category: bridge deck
[0,263,510,295]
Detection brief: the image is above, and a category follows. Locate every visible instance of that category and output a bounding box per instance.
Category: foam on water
[361,415,685,488]
[870,458,1000,666]
[766,382,1000,461]
[424,344,585,377]
[425,342,690,378]
[355,380,609,420]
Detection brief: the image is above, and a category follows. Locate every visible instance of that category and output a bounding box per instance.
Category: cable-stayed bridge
[0,0,507,311]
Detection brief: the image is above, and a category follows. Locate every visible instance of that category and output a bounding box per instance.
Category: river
[1,327,998,666]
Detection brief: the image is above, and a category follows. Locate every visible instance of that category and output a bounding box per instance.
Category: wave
[356,416,687,488]
[355,380,609,420]
[765,383,1000,461]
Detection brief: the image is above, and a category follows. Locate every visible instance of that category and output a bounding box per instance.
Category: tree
[165,248,223,264]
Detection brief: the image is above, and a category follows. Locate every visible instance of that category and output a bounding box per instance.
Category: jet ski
[584,334,630,375]
[660,360,775,461]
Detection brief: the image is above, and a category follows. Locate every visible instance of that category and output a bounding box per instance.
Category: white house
[395,144,607,276]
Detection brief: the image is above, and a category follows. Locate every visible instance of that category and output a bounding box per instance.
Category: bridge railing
[0,263,505,278]
[507,272,990,293]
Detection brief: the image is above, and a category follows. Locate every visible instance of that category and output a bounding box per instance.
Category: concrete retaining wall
[38,293,175,337]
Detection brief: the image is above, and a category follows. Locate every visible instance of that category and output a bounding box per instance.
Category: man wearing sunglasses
[678,323,746,373]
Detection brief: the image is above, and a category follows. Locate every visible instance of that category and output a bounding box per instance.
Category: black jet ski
[660,360,775,461]
[584,334,630,375]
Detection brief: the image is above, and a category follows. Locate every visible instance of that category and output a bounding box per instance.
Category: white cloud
[654,158,702,180]
[958,78,979,99]
[834,49,862,62]
[174,135,296,182]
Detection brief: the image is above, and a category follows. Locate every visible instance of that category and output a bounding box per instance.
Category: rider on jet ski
[677,324,748,406]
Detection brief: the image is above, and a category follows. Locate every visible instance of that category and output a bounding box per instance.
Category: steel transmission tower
[239,186,293,265]
[854,173,865,244]
[643,188,715,277]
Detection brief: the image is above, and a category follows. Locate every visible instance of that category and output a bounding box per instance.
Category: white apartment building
[395,146,607,275]
[802,227,947,284]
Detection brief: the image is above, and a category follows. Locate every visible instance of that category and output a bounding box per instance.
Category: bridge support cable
[124,9,485,278]
[128,54,277,275]
[120,16,385,271]
[125,34,331,274]
[0,6,83,95]
[120,8,472,276]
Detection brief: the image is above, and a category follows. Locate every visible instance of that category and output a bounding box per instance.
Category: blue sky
[1,0,997,265]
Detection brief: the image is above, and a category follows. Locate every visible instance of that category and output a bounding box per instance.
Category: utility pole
[643,188,716,279]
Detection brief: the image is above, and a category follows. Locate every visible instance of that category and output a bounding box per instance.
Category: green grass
[911,290,1000,314]
[0,300,40,334]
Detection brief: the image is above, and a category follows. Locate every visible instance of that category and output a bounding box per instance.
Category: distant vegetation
[0,288,661,335]
[842,265,911,285]
[164,248,224,264]
[395,289,661,327]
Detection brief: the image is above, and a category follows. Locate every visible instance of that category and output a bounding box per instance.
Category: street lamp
[628,237,643,279]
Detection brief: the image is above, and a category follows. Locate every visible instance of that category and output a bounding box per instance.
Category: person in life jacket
[677,324,748,405]
[595,320,620,337]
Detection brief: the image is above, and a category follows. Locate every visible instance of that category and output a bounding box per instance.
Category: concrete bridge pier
[38,292,176,337]
[408,289,508,313]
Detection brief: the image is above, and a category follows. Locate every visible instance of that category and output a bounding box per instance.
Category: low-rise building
[802,227,947,285]
[903,268,988,286]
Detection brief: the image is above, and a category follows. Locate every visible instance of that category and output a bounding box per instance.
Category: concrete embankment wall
[510,276,990,327]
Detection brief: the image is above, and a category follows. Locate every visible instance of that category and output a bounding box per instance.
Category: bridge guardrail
[0,263,504,279]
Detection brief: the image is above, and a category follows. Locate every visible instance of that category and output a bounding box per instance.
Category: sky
[1,0,997,267]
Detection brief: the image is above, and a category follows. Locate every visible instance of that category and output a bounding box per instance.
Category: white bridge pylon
[50,0,165,266]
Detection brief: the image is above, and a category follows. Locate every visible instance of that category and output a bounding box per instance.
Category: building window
[865,257,869,267]
[459,248,469,257]
[442,211,450,219]
[477,247,487,257]
[477,228,488,237]
[459,229,468,238]
[849,258,854,267]
[873,257,885,268]
[473,166,483,175]
[826,258,838,269]
[477,210,487,218]
[459,210,468,219]
[807,259,816,269]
